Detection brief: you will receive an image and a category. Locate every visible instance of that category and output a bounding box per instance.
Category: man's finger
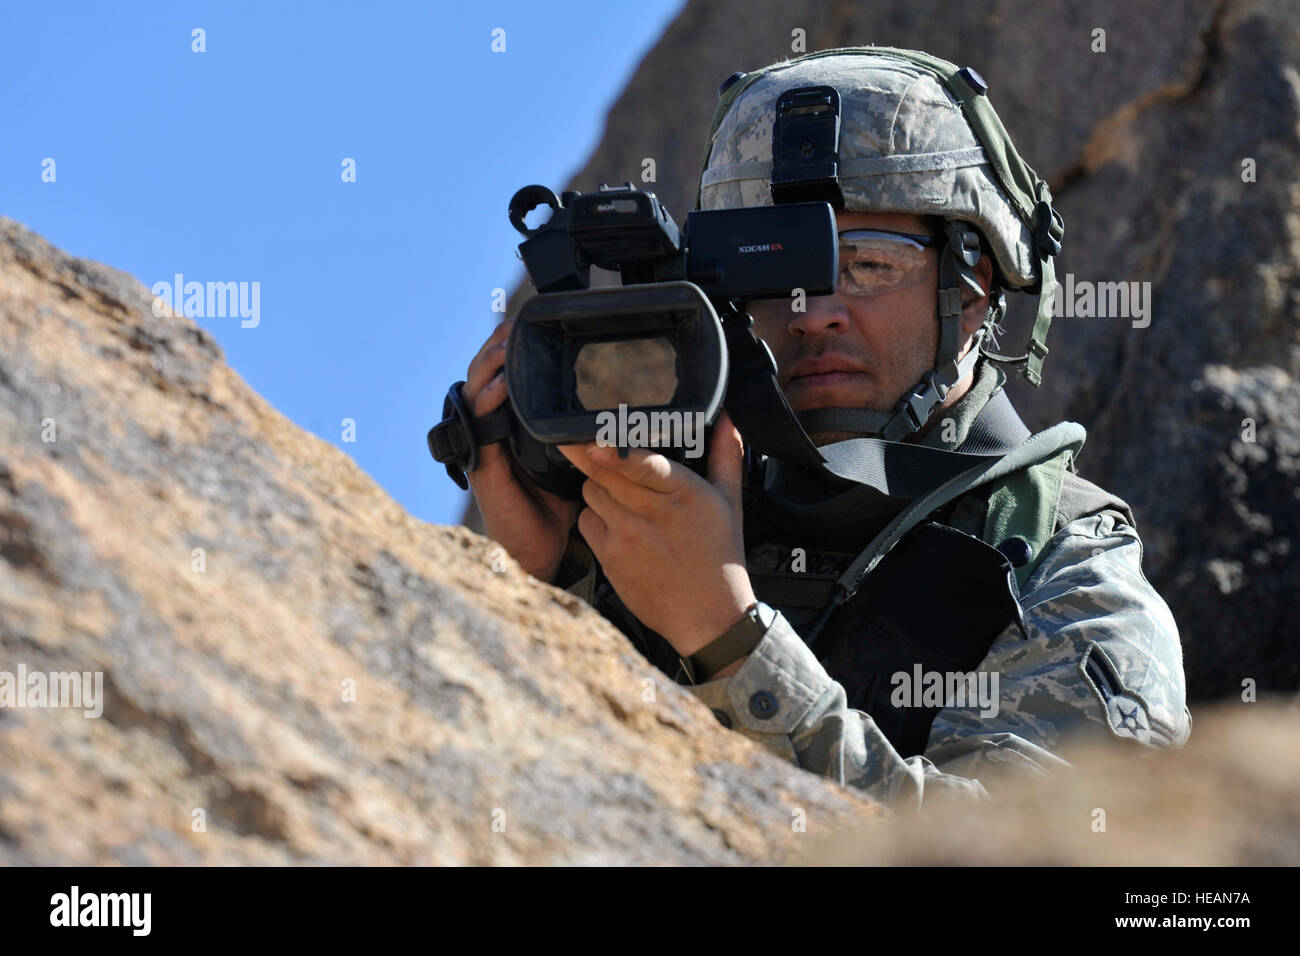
[576,506,608,553]
[589,444,679,493]
[557,443,680,496]
[706,410,745,523]
[555,445,666,516]
[464,320,513,398]
[581,476,637,525]
[470,369,508,417]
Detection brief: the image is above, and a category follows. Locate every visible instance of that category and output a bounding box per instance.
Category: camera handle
[428,381,589,500]
[427,381,514,490]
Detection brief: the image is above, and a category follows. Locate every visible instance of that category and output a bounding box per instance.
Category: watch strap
[686,601,774,682]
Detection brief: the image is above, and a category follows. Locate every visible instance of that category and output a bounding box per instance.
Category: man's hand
[462,320,581,582]
[557,411,756,659]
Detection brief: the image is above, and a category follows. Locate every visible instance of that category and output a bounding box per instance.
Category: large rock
[499,0,1300,699]
[800,698,1300,866]
[0,217,882,864]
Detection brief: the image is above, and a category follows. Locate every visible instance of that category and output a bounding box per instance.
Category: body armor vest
[592,499,1022,758]
[581,394,1130,758]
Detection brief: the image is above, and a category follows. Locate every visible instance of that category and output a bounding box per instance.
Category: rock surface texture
[801,699,1300,865]
[0,218,881,864]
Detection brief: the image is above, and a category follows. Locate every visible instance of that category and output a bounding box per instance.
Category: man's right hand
[461,320,581,583]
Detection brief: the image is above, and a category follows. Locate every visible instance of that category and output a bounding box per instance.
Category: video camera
[428,180,839,500]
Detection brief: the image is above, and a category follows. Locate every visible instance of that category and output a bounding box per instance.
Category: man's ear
[960,254,996,336]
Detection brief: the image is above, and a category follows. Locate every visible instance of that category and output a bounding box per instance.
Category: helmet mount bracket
[770,85,845,209]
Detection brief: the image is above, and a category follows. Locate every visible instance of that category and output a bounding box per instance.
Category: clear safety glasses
[836,229,939,297]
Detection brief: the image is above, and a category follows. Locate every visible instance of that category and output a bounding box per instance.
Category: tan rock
[794,698,1300,866]
[0,217,880,865]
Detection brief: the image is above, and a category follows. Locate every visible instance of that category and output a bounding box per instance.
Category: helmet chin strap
[796,220,989,443]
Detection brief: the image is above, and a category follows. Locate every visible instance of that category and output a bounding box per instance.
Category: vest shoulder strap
[829,424,1085,598]
[978,456,1135,590]
[1056,470,1135,529]
[980,447,1073,590]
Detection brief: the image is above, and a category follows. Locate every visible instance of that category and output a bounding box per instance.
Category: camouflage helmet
[698,50,1040,290]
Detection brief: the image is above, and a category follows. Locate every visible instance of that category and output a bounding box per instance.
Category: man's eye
[843,260,904,284]
[847,258,897,273]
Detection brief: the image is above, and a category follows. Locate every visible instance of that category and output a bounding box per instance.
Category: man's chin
[787,377,880,410]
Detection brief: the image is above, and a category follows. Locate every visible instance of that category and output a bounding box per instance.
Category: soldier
[450,47,1191,809]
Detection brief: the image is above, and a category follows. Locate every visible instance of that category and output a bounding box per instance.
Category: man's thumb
[707,410,744,514]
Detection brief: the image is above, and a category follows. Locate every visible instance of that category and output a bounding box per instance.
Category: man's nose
[788,293,851,336]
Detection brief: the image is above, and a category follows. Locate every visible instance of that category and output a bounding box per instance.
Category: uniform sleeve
[683,510,1193,811]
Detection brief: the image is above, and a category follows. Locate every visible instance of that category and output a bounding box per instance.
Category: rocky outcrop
[801,698,1300,865]
[502,0,1300,698]
[0,217,881,864]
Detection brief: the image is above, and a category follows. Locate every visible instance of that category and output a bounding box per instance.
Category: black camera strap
[427,381,514,490]
[720,310,826,469]
[805,386,1032,495]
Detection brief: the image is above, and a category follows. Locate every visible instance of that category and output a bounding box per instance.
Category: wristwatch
[682,601,777,683]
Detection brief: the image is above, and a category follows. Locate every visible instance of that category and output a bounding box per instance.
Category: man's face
[745,209,986,444]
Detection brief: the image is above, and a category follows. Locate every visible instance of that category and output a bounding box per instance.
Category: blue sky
[0,0,685,525]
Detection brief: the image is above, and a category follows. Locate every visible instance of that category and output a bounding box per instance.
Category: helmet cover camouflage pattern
[699,51,1040,289]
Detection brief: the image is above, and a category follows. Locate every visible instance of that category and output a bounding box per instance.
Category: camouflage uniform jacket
[560,363,1193,810]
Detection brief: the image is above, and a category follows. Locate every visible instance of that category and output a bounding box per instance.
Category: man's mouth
[786,356,870,387]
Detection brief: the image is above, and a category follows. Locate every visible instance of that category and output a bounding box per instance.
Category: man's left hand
[557,410,756,659]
